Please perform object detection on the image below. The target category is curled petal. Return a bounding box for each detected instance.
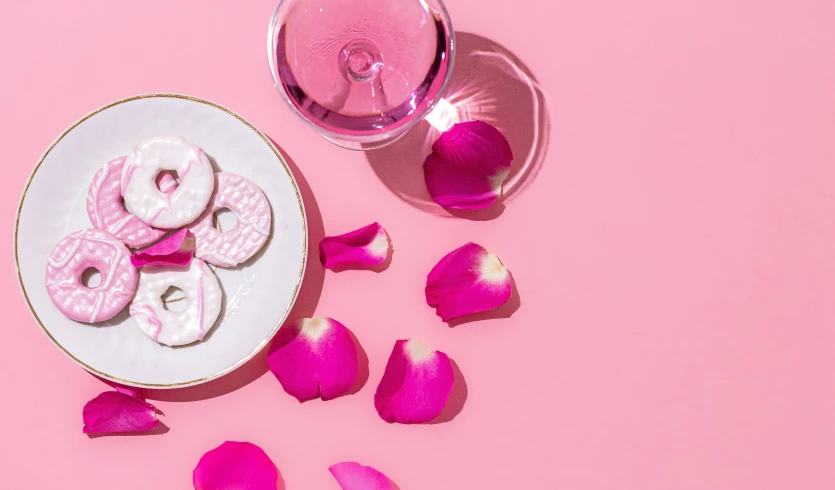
[425,242,512,322]
[130,229,195,267]
[268,317,358,402]
[319,223,389,269]
[329,462,393,490]
[82,391,161,434]
[193,441,279,490]
[374,339,454,424]
[424,121,513,210]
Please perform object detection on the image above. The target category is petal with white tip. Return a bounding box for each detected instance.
[425,242,512,322]
[268,317,359,402]
[374,338,454,424]
[319,223,390,269]
[423,121,513,210]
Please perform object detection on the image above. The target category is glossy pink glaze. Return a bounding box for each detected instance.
[44,228,137,323]
[86,157,167,249]
[188,172,271,267]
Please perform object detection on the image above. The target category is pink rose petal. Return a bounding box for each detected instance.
[425,242,512,322]
[424,120,513,210]
[82,391,162,434]
[268,317,359,402]
[319,222,390,269]
[329,462,393,490]
[130,229,195,267]
[193,441,279,490]
[374,338,454,424]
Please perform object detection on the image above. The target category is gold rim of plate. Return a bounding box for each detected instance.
[13,93,307,388]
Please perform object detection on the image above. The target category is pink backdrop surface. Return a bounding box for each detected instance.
[2,0,835,488]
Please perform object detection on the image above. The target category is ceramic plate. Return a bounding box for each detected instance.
[15,94,307,388]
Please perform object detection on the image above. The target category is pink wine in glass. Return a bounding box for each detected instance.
[268,0,454,149]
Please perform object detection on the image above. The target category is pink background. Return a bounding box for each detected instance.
[2,0,835,488]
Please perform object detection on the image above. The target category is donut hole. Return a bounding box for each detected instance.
[213,208,237,233]
[155,170,180,193]
[161,286,189,313]
[81,268,102,288]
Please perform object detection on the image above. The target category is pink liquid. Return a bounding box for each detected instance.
[274,0,452,137]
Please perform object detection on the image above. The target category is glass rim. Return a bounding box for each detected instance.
[267,0,456,149]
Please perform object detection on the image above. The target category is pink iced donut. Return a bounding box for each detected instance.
[188,172,272,267]
[45,228,137,323]
[86,156,175,248]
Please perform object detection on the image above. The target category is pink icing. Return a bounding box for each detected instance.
[45,229,137,323]
[155,172,178,193]
[121,160,141,195]
[179,159,196,182]
[147,207,165,226]
[86,157,167,248]
[130,304,163,342]
[197,275,204,340]
[188,172,272,267]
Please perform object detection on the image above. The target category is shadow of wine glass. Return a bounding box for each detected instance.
[136,143,326,402]
[365,32,550,219]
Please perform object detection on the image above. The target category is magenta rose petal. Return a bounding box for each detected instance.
[193,441,279,490]
[374,338,454,424]
[82,391,162,434]
[268,317,359,402]
[425,242,512,322]
[329,462,393,490]
[130,228,195,267]
[319,222,390,269]
[424,120,513,210]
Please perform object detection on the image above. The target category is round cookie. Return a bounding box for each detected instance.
[45,228,137,323]
[87,156,172,248]
[188,172,271,267]
[121,136,214,228]
[129,259,222,346]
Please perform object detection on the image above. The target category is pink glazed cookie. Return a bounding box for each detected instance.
[188,172,271,267]
[129,259,222,346]
[45,228,137,323]
[86,156,175,248]
[121,136,215,229]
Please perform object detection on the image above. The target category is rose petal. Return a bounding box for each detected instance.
[319,222,389,269]
[82,391,161,434]
[130,229,195,267]
[425,242,512,322]
[268,317,358,402]
[155,171,178,193]
[374,338,454,424]
[193,441,279,490]
[329,462,393,490]
[424,120,513,210]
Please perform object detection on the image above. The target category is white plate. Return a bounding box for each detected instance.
[15,94,307,388]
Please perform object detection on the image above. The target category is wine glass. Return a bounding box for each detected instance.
[268,0,455,150]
